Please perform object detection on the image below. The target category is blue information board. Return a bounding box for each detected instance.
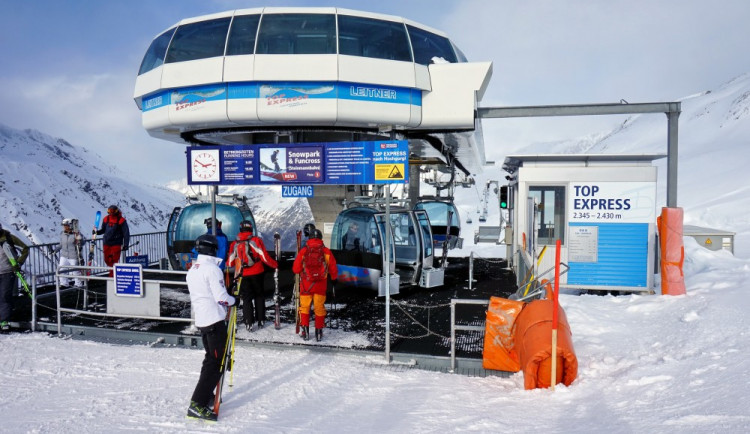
[282,185,314,197]
[114,263,144,297]
[125,255,149,267]
[187,140,408,186]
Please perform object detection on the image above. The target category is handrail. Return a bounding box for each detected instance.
[53,264,191,335]
[15,231,169,289]
[450,298,489,372]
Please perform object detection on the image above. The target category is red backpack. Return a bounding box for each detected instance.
[233,238,260,268]
[303,243,328,282]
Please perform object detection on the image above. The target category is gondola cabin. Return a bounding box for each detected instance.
[330,206,444,293]
[413,199,463,250]
[167,197,256,270]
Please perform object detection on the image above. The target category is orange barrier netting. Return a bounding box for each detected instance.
[482,297,524,372]
[483,297,578,389]
[658,207,686,295]
[514,299,577,390]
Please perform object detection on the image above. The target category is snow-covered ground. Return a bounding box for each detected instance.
[2,237,748,433]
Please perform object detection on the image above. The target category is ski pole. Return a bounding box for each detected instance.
[229,305,238,388]
[522,245,548,297]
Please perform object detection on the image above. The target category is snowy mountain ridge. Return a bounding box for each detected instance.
[0,123,185,243]
[502,72,750,257]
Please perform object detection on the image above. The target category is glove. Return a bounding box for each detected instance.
[92,229,97,235]
[121,245,128,253]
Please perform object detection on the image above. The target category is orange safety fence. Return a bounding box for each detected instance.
[482,297,524,372]
[514,299,577,390]
[657,207,686,295]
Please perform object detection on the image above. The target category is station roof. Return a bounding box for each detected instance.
[502,153,666,174]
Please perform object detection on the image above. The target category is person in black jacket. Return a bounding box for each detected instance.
[94,205,130,276]
[0,222,29,333]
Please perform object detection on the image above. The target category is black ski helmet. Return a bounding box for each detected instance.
[203,218,221,228]
[195,234,219,256]
[312,229,323,239]
[239,220,254,233]
[303,223,316,237]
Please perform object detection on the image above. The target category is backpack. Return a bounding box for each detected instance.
[233,238,260,268]
[303,243,328,282]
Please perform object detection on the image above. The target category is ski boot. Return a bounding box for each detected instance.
[300,326,310,341]
[187,401,217,421]
[0,321,9,333]
[315,328,323,342]
[257,321,264,329]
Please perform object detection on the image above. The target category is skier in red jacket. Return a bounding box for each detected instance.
[228,220,277,331]
[292,229,338,341]
[94,205,130,276]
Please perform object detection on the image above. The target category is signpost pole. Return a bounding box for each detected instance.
[385,185,391,364]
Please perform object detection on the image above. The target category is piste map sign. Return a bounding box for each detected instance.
[187,140,408,186]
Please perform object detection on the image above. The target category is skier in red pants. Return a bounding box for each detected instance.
[93,205,130,276]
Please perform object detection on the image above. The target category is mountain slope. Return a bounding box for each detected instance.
[508,73,750,257]
[0,124,184,243]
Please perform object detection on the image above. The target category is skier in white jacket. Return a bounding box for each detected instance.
[186,234,235,421]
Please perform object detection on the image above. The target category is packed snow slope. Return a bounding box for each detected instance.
[1,238,748,433]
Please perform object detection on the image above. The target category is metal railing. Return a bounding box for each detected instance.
[450,298,489,372]
[52,264,191,335]
[16,231,168,288]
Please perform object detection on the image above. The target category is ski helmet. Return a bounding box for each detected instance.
[303,223,316,237]
[107,205,119,215]
[239,220,254,233]
[312,229,323,239]
[195,234,219,256]
[62,218,72,226]
[203,217,221,228]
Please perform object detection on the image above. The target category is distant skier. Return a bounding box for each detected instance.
[292,229,338,341]
[93,205,130,276]
[203,218,228,270]
[228,220,277,331]
[0,222,29,333]
[186,234,235,421]
[56,218,86,287]
[302,223,316,240]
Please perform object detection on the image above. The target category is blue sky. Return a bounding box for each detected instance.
[2,0,750,184]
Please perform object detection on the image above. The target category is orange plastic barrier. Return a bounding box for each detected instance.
[482,297,524,372]
[514,299,578,390]
[657,207,686,295]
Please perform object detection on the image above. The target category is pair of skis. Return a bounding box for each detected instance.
[213,260,241,417]
[294,230,302,334]
[87,211,102,275]
[273,233,281,330]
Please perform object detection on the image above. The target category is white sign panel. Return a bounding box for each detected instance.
[568,182,656,224]
[569,226,599,262]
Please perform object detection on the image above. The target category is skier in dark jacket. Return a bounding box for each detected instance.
[227,220,277,331]
[0,222,29,333]
[94,205,130,275]
[204,218,228,270]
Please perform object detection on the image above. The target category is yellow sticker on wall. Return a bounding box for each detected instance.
[375,164,405,180]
